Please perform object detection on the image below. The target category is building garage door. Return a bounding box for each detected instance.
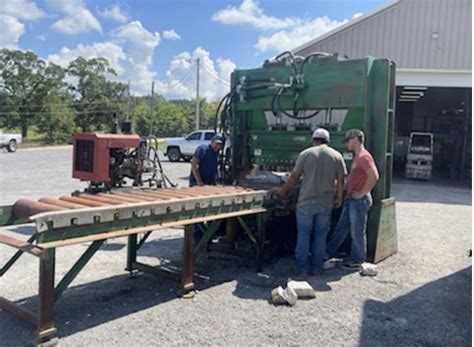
[394,86,471,181]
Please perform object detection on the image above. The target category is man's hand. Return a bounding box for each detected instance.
[275,188,286,200]
[197,181,205,187]
[334,196,342,208]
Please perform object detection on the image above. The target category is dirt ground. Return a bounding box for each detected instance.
[0,146,471,346]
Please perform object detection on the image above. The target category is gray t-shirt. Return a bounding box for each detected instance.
[294,144,347,207]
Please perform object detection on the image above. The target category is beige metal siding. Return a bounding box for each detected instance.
[296,0,471,70]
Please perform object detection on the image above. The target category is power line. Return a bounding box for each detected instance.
[0,99,126,110]
[200,62,231,86]
[0,109,123,116]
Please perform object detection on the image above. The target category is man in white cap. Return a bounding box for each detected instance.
[277,128,346,276]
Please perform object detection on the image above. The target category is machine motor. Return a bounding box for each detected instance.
[72,129,173,191]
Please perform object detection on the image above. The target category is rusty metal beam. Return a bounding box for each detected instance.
[39,198,85,209]
[0,297,37,326]
[111,191,158,201]
[60,196,108,207]
[0,234,43,256]
[79,194,123,205]
[97,193,142,203]
[126,191,173,200]
[13,199,65,219]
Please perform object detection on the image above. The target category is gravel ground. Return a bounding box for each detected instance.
[0,146,471,346]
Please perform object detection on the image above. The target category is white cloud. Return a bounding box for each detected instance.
[0,1,45,48]
[255,16,348,53]
[48,42,127,74]
[159,47,235,101]
[213,0,360,53]
[97,4,129,23]
[162,29,181,40]
[36,34,46,41]
[48,0,102,35]
[47,21,161,95]
[212,0,297,30]
[0,15,25,48]
[113,21,160,66]
[352,12,363,19]
[0,0,46,21]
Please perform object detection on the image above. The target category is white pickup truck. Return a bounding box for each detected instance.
[163,130,216,162]
[0,131,22,152]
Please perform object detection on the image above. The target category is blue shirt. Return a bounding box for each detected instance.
[189,144,218,186]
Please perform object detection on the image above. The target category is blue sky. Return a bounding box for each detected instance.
[1,0,387,99]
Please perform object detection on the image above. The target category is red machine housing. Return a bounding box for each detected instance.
[72,133,141,184]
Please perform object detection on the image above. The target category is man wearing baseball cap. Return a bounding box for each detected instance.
[277,128,346,276]
[189,135,224,187]
[326,128,379,270]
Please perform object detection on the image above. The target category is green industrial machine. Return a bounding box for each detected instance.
[217,52,397,263]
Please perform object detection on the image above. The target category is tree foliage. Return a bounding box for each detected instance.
[0,49,65,137]
[0,48,223,143]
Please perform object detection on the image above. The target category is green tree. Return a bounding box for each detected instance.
[130,97,151,136]
[67,57,127,131]
[154,101,189,137]
[36,94,76,144]
[0,49,66,138]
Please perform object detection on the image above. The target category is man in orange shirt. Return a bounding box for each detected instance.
[326,129,379,270]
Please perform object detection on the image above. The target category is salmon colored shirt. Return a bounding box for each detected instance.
[346,149,376,197]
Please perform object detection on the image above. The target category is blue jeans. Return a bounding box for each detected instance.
[295,203,332,272]
[326,194,373,263]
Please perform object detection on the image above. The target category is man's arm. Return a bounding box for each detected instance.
[334,171,344,208]
[352,161,379,199]
[334,156,347,208]
[191,157,204,186]
[276,170,302,199]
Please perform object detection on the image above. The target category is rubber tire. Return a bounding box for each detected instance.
[167,147,181,162]
[7,140,17,153]
[183,156,192,162]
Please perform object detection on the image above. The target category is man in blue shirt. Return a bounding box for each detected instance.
[189,135,224,187]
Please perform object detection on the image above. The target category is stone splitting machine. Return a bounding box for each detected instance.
[0,51,398,345]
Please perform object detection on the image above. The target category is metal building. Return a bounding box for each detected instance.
[295,0,472,181]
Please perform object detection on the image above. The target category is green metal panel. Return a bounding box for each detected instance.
[227,54,397,263]
[36,200,262,245]
[0,205,26,227]
[368,198,398,263]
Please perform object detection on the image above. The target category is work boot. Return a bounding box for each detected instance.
[290,266,306,279]
[308,269,323,277]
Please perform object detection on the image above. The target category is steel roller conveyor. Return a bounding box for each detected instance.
[0,185,268,345]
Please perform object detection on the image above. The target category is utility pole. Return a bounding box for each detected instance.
[126,80,131,121]
[195,58,200,130]
[150,81,155,136]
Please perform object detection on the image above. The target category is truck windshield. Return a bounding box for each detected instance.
[410,135,432,154]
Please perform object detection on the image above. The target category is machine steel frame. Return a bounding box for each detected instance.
[0,188,267,345]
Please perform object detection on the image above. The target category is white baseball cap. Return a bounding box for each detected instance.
[312,128,330,141]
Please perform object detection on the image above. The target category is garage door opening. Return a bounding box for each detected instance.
[393,86,471,182]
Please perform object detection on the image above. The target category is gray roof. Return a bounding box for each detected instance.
[294,0,472,71]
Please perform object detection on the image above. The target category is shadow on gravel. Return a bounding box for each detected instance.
[0,236,293,343]
[359,266,472,347]
[0,229,360,344]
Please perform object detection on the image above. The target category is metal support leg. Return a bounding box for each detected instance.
[193,220,223,258]
[54,240,104,302]
[0,233,37,277]
[178,225,195,298]
[35,249,57,346]
[126,234,137,276]
[255,214,265,272]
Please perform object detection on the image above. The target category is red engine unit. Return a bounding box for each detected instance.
[72,133,141,183]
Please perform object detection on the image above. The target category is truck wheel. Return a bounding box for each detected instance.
[7,140,17,152]
[183,156,192,162]
[168,147,181,162]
